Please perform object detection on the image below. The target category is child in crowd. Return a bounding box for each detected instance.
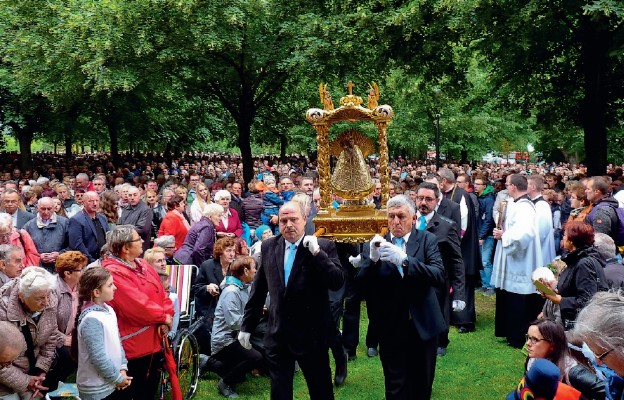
[249,224,273,256]
[73,267,132,400]
[158,271,180,337]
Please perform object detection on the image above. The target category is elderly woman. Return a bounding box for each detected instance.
[542,221,608,330]
[0,267,58,397]
[102,225,173,400]
[43,251,88,390]
[214,190,242,238]
[158,195,190,251]
[574,292,624,378]
[154,235,179,265]
[190,183,211,225]
[174,203,224,266]
[0,213,40,267]
[144,246,167,273]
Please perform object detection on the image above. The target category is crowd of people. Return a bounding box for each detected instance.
[0,150,624,400]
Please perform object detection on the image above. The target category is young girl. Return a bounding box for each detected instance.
[72,267,132,400]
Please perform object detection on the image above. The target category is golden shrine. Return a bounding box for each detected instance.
[307,81,394,243]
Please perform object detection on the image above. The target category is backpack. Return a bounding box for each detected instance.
[588,202,624,246]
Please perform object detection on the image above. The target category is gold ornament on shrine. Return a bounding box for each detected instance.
[307,81,394,243]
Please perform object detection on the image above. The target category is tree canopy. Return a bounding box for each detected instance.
[0,0,622,177]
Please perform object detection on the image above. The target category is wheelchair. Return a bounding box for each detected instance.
[160,264,202,400]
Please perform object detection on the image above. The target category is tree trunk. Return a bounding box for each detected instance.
[17,130,34,172]
[65,131,73,161]
[238,117,254,186]
[280,134,287,160]
[580,17,609,177]
[106,119,120,168]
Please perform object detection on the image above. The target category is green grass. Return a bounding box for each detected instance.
[194,293,525,399]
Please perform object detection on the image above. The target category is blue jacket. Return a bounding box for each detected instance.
[22,215,69,270]
[68,211,110,263]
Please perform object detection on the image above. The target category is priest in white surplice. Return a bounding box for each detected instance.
[491,174,544,348]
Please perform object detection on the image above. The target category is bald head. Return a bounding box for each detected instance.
[127,187,142,206]
[0,321,26,366]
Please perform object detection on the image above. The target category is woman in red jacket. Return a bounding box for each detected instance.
[157,195,190,250]
[103,225,174,400]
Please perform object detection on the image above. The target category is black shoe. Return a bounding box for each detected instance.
[217,379,240,398]
[437,347,447,357]
[458,326,475,334]
[367,347,378,357]
[334,352,348,387]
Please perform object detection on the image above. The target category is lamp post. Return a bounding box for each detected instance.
[435,113,441,168]
[433,88,442,168]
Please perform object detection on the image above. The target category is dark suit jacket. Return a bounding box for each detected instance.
[357,228,447,341]
[14,209,35,230]
[119,200,153,251]
[426,213,465,301]
[242,235,345,355]
[68,211,110,263]
[436,197,461,234]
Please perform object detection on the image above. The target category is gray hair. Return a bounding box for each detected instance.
[214,190,231,202]
[76,173,89,181]
[0,244,21,263]
[279,201,306,218]
[291,193,311,217]
[574,291,624,361]
[202,203,224,218]
[83,191,100,201]
[154,235,175,248]
[594,233,616,261]
[0,321,26,356]
[37,197,54,208]
[387,194,416,216]
[0,213,13,231]
[18,266,56,298]
[107,225,137,256]
[437,168,455,184]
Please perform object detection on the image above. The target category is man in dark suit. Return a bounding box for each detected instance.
[68,191,110,263]
[239,201,345,400]
[357,194,446,400]
[416,182,465,357]
[119,186,153,252]
[2,189,35,229]
[425,174,461,232]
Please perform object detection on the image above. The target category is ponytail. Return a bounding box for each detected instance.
[70,267,111,361]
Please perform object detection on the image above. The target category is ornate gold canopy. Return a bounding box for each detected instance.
[307,81,394,243]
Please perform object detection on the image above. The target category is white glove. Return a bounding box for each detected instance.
[238,331,252,350]
[452,300,466,312]
[303,235,320,255]
[379,241,408,267]
[348,255,362,268]
[369,235,385,262]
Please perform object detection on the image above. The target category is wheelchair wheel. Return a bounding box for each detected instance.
[172,329,200,400]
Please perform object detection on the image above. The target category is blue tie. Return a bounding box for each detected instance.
[284,243,297,286]
[392,237,405,277]
[418,216,427,231]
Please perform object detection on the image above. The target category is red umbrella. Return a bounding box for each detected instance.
[162,333,182,400]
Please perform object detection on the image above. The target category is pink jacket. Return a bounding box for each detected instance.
[0,278,59,396]
[9,229,40,267]
[103,257,174,360]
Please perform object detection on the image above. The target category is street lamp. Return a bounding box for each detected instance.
[433,88,442,168]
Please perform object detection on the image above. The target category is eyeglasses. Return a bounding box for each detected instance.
[128,237,143,243]
[416,196,437,202]
[525,334,550,344]
[595,348,614,361]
